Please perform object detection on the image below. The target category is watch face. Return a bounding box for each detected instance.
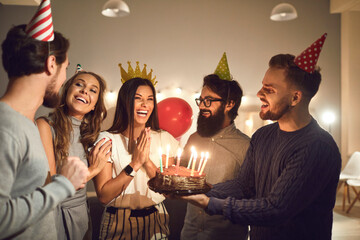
[125,165,134,177]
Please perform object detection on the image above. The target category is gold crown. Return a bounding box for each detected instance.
[118,61,157,86]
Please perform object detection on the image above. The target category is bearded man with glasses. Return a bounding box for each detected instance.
[180,72,250,240]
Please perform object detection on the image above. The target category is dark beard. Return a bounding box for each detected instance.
[197,104,225,137]
[43,91,60,108]
[43,77,60,108]
[259,98,291,121]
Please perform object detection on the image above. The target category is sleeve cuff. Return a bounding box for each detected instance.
[205,197,225,216]
[49,174,76,197]
[205,183,219,197]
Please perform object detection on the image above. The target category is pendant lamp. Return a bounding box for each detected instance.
[270,3,297,21]
[102,0,130,17]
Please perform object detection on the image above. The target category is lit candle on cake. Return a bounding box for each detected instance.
[199,152,209,175]
[197,152,204,172]
[191,151,198,176]
[176,148,182,175]
[165,144,170,168]
[187,146,195,168]
[158,147,163,173]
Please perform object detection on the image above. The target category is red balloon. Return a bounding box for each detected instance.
[157,97,193,138]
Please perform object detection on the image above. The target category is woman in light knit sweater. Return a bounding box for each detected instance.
[36,68,112,240]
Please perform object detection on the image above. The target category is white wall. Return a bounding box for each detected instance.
[0,0,341,146]
[341,11,360,162]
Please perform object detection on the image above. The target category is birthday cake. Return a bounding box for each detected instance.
[148,166,211,195]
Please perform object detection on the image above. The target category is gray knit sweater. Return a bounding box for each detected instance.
[0,102,75,239]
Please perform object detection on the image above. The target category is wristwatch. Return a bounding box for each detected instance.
[124,164,136,177]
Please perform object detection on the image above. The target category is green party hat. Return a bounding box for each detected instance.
[214,52,231,81]
[75,64,84,73]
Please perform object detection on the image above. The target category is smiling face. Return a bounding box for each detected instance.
[133,85,154,127]
[198,86,224,118]
[65,73,100,119]
[196,86,227,137]
[257,67,293,121]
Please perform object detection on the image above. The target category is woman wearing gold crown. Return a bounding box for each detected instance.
[94,61,179,240]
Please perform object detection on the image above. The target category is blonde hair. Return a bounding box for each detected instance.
[49,72,107,166]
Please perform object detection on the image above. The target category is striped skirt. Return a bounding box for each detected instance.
[99,202,169,240]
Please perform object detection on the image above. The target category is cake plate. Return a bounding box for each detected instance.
[148,178,212,196]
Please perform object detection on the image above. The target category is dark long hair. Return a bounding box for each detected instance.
[49,72,107,165]
[108,78,160,153]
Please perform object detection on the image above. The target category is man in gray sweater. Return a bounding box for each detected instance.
[0,22,89,239]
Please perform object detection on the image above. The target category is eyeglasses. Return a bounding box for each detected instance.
[195,97,223,107]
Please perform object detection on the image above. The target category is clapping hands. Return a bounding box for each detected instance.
[131,127,151,171]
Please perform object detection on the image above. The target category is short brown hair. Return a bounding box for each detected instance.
[269,54,321,99]
[2,24,69,78]
[203,74,243,121]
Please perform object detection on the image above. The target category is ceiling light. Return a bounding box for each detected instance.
[102,0,130,18]
[270,3,297,21]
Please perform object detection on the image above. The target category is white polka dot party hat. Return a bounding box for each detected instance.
[214,52,231,81]
[294,33,327,73]
[25,0,54,41]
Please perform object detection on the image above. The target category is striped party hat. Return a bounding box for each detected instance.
[294,33,327,73]
[25,0,54,41]
[76,64,84,73]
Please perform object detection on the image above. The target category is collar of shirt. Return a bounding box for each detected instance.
[208,123,237,141]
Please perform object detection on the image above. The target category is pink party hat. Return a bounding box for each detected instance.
[294,33,327,73]
[25,0,54,41]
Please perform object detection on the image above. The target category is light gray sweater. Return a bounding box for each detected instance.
[0,102,75,239]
